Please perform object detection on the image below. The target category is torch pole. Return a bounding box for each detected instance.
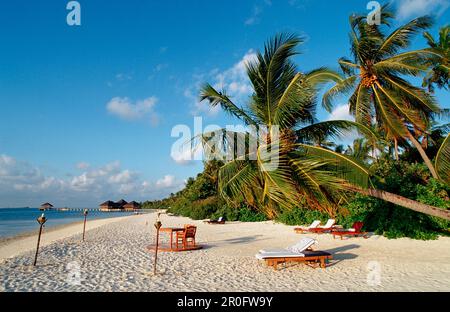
[82,209,88,242]
[33,214,47,266]
[153,213,162,275]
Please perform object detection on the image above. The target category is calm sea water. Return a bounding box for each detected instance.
[0,208,136,239]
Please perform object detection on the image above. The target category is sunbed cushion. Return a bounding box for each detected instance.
[258,237,316,254]
[319,219,335,228]
[288,237,316,253]
[302,250,332,257]
[255,251,305,260]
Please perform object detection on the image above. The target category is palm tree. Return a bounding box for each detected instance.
[422,25,449,92]
[199,34,450,220]
[327,5,443,179]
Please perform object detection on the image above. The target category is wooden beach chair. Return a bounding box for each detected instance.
[255,238,332,270]
[259,237,317,254]
[306,219,336,234]
[205,216,226,224]
[176,225,197,249]
[332,221,369,239]
[294,220,321,234]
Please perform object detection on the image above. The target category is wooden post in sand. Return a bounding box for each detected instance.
[82,209,88,242]
[153,213,162,275]
[33,213,47,266]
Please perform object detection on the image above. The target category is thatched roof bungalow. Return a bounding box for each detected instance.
[40,203,54,211]
[99,199,140,211]
[123,201,141,211]
[99,201,118,211]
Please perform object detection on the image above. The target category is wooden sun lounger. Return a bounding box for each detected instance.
[294,220,321,234]
[332,221,369,239]
[204,217,225,224]
[295,219,336,234]
[259,250,332,270]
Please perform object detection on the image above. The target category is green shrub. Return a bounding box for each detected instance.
[237,206,268,222]
[276,207,330,226]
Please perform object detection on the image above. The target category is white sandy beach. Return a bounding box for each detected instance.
[0,212,449,292]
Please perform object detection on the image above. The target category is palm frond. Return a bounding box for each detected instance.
[322,75,357,112]
[435,133,450,183]
[296,143,370,188]
[247,33,302,126]
[199,84,257,126]
[379,16,433,56]
[274,73,316,129]
[295,120,379,145]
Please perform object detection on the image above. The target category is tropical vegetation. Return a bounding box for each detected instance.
[143,6,450,239]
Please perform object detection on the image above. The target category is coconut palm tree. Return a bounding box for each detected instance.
[422,25,449,92]
[199,34,450,220]
[326,5,443,179]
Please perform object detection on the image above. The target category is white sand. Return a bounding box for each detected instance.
[1,212,449,292]
[0,216,132,260]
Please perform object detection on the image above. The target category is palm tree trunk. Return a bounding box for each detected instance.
[347,185,450,220]
[407,132,439,179]
[394,138,399,161]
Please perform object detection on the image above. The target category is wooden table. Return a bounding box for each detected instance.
[160,227,185,250]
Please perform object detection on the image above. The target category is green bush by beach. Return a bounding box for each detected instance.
[146,159,450,240]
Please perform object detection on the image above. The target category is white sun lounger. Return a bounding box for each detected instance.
[258,237,317,254]
[256,251,306,260]
[294,220,321,233]
[318,219,335,229]
[255,249,332,270]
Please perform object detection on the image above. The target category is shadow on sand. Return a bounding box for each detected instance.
[201,235,268,249]
[324,243,360,267]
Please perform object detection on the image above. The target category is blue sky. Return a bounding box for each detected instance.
[0,0,449,207]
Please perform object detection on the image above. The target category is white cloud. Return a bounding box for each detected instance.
[115,73,132,81]
[326,104,360,145]
[156,175,176,188]
[106,96,159,125]
[0,155,185,207]
[244,1,272,25]
[395,0,449,20]
[245,6,263,25]
[171,144,204,165]
[186,50,257,117]
[326,104,354,121]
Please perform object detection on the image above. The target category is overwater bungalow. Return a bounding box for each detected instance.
[99,199,141,212]
[40,203,54,211]
[123,201,141,211]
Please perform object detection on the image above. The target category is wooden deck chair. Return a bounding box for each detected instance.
[294,220,321,234]
[332,221,369,239]
[176,225,197,249]
[306,219,336,234]
[256,250,332,270]
[205,216,225,224]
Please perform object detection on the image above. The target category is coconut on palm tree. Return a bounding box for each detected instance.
[199,33,450,220]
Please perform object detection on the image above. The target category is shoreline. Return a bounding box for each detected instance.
[0,214,138,261]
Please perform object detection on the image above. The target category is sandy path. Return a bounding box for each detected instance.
[1,212,449,292]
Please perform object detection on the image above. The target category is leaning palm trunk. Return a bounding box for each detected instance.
[347,185,450,220]
[407,131,439,179]
[394,138,399,161]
